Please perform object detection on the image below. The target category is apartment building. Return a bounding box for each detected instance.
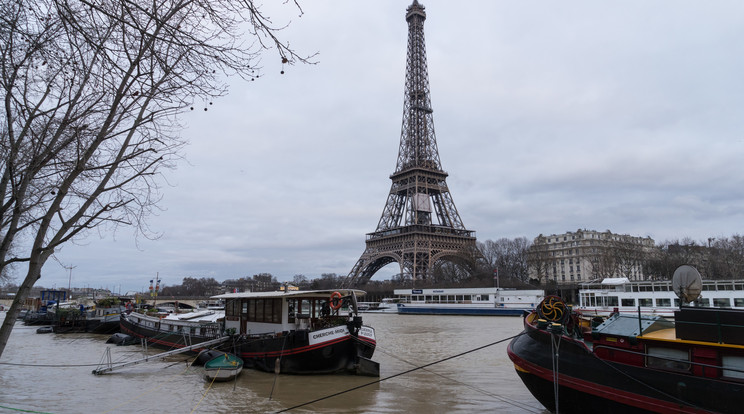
[528,229,656,285]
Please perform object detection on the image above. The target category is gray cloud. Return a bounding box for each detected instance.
[24,1,744,292]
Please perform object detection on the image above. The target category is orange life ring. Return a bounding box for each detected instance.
[330,291,343,310]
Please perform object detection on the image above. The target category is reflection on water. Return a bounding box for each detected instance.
[0,312,547,413]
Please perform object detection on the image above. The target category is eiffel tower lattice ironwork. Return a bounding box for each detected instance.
[345,0,477,287]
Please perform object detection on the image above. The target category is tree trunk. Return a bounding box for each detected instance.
[0,252,50,357]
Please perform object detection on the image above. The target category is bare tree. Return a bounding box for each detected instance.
[526,235,553,285]
[477,237,531,284]
[0,0,313,357]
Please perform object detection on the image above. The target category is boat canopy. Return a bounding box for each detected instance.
[593,313,674,337]
[599,277,630,285]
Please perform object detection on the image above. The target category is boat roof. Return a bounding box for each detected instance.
[211,289,366,300]
[600,277,631,285]
[593,313,674,337]
[162,310,224,323]
[393,287,544,295]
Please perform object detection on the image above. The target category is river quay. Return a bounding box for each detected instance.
[0,312,546,413]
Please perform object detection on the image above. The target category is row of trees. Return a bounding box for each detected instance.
[646,236,744,281]
[130,234,744,300]
[417,234,744,288]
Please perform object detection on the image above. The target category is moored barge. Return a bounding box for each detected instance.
[120,289,378,376]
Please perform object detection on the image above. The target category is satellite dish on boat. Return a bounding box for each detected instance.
[672,265,703,304]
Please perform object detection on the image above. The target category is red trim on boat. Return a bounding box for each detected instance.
[507,343,716,414]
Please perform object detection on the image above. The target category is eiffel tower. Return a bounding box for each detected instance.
[345,0,477,287]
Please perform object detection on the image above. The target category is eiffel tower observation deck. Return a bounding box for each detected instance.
[345,1,477,287]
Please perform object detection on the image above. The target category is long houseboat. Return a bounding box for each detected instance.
[119,289,378,376]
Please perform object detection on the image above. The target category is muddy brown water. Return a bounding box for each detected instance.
[0,312,548,413]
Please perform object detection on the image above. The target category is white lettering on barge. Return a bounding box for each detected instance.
[308,326,349,345]
[358,326,375,341]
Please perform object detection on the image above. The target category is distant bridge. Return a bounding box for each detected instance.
[141,297,211,309]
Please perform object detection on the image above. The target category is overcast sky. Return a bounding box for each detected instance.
[23,1,744,293]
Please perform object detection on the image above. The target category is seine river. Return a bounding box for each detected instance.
[0,312,548,413]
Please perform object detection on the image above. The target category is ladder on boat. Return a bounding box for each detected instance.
[92,336,231,375]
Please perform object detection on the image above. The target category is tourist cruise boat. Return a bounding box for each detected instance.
[578,276,744,317]
[508,265,744,413]
[119,289,378,376]
[393,287,544,316]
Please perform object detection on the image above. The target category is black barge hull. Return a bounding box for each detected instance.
[120,314,377,375]
[507,324,744,413]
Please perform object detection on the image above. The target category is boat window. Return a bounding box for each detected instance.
[722,355,744,380]
[605,297,618,307]
[621,298,635,307]
[638,298,653,307]
[300,299,311,315]
[698,298,711,306]
[656,299,671,307]
[243,298,283,323]
[255,299,265,321]
[734,298,744,307]
[225,300,237,316]
[287,299,296,323]
[247,299,255,319]
[674,299,680,307]
[646,347,690,372]
[272,299,282,323]
[464,295,471,301]
[714,298,731,307]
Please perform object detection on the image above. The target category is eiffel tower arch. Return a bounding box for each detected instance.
[345,1,478,288]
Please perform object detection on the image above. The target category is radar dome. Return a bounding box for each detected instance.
[672,265,703,304]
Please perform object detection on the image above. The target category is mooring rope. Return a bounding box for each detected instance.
[269,333,290,400]
[191,367,220,413]
[588,347,708,411]
[275,332,525,413]
[371,337,541,413]
[0,405,53,414]
[549,331,562,414]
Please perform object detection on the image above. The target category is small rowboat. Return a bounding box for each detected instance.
[204,353,243,382]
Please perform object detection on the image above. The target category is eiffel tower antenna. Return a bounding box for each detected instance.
[345,1,477,287]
